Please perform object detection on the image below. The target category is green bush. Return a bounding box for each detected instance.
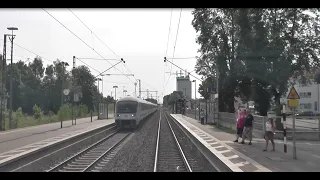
[77,104,88,117]
[58,104,72,121]
[33,104,42,120]
[15,107,24,122]
[48,111,56,122]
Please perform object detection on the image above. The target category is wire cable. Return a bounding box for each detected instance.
[68,8,120,59]
[43,9,133,84]
[63,8,135,84]
[76,57,101,74]
[162,8,182,96]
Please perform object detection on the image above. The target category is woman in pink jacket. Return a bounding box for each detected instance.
[234,110,246,143]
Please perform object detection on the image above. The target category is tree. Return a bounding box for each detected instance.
[198,76,216,100]
[192,8,320,119]
[71,65,99,112]
[168,91,183,106]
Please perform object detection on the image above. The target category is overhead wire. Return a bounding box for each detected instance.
[76,58,119,61]
[0,39,54,63]
[68,8,120,58]
[42,8,135,85]
[162,8,182,97]
[162,9,173,99]
[67,8,136,84]
[76,57,101,75]
[68,8,160,93]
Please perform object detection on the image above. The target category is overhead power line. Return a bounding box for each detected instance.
[163,9,173,96]
[68,10,157,91]
[0,39,54,63]
[68,8,121,59]
[77,58,119,61]
[76,58,101,74]
[42,9,135,84]
[163,8,182,96]
[67,8,136,84]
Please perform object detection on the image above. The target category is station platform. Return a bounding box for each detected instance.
[171,114,320,172]
[0,116,115,167]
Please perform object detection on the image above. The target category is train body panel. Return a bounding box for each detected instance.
[115,96,157,129]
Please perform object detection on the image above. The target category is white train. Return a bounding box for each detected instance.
[115,96,158,129]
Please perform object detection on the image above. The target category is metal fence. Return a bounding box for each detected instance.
[184,99,320,140]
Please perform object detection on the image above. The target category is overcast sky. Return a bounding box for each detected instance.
[0,8,203,103]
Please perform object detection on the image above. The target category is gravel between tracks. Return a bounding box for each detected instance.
[166,113,218,172]
[101,111,159,172]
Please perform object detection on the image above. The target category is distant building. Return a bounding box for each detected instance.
[176,74,192,108]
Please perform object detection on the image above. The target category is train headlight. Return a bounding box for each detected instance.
[131,114,135,117]
[117,114,120,117]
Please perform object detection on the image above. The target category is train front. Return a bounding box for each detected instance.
[115,98,138,129]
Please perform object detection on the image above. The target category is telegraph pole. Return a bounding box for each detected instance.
[134,82,137,97]
[72,56,75,125]
[96,78,101,119]
[138,79,141,98]
[192,80,196,119]
[8,27,18,129]
[0,35,7,131]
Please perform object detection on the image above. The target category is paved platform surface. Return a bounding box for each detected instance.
[0,117,115,166]
[0,116,113,154]
[176,114,320,172]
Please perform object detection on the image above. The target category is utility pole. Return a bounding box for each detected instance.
[138,79,141,98]
[0,35,7,131]
[96,77,102,119]
[7,27,18,130]
[134,82,137,97]
[216,62,220,127]
[147,89,149,99]
[192,80,196,119]
[72,56,75,125]
[102,75,104,98]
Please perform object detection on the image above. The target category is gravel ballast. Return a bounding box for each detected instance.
[102,111,160,172]
[166,113,218,172]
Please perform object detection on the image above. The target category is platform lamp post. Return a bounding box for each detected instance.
[192,80,196,119]
[113,85,118,116]
[96,78,102,119]
[7,27,18,130]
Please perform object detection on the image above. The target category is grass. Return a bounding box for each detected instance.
[2,111,99,130]
[0,104,114,131]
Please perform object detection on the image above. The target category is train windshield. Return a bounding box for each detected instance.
[116,101,138,113]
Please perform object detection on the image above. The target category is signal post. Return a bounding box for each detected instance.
[287,86,300,159]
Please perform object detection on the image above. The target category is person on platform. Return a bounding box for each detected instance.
[234,110,245,143]
[263,118,276,151]
[200,109,205,124]
[241,110,253,145]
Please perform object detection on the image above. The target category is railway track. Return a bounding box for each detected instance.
[46,130,131,172]
[153,111,192,172]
